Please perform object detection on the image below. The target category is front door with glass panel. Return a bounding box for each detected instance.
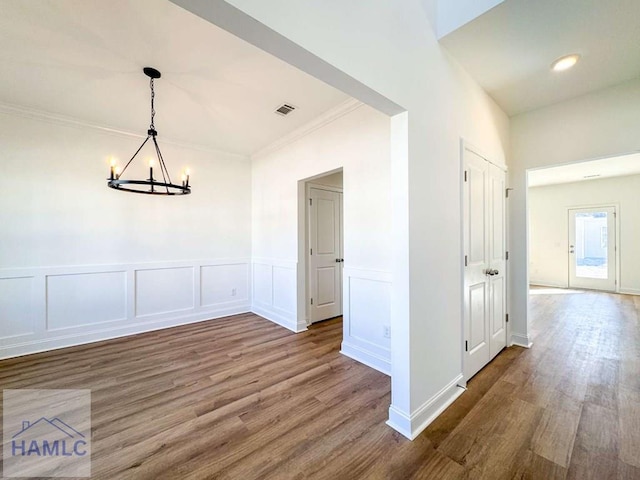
[568,207,616,291]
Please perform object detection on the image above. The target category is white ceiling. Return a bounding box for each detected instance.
[528,152,640,187]
[0,0,349,155]
[440,0,640,116]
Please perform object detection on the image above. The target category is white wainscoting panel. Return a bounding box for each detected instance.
[0,259,250,359]
[0,276,36,338]
[135,267,195,317]
[47,271,127,330]
[252,263,273,306]
[251,258,302,332]
[341,267,392,375]
[273,266,296,314]
[201,263,249,306]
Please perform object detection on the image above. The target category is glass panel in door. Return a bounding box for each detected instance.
[568,207,616,291]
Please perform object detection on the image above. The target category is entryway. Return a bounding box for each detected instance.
[526,153,638,296]
[306,171,344,324]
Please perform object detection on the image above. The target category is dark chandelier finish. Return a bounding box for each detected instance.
[107,67,191,195]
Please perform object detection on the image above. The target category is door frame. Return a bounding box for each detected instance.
[296,168,344,328]
[306,182,344,325]
[566,203,620,292]
[459,139,509,385]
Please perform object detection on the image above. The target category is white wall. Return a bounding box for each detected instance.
[251,104,393,373]
[529,175,640,294]
[510,78,640,346]
[172,0,510,439]
[0,107,252,358]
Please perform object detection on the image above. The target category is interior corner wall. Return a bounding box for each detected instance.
[510,78,640,346]
[0,110,252,358]
[436,0,505,38]
[180,0,510,439]
[250,104,393,374]
[529,175,640,294]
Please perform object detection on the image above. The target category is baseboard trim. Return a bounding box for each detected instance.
[511,333,533,348]
[529,282,568,288]
[296,317,309,332]
[0,305,250,360]
[251,305,305,333]
[386,374,465,440]
[340,341,391,376]
[619,288,640,296]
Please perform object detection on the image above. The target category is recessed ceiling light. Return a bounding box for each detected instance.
[551,54,581,72]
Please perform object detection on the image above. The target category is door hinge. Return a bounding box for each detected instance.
[506,313,509,323]
[505,251,509,260]
[464,170,468,182]
[310,298,313,305]
[506,187,513,198]
[310,248,313,255]
[309,198,312,206]
[464,255,468,267]
[465,340,468,352]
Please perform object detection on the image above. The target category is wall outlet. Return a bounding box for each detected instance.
[231,288,237,296]
[383,325,391,339]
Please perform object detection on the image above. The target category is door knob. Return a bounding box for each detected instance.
[485,269,499,276]
[336,259,341,263]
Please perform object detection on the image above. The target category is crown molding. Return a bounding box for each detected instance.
[0,102,248,159]
[252,98,364,159]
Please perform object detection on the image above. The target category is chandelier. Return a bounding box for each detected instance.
[107,67,191,195]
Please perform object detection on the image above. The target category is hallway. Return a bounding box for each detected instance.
[423,288,640,479]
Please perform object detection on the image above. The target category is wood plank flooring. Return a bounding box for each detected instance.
[1,288,638,479]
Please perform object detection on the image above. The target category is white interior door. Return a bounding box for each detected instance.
[488,163,507,358]
[309,187,343,323]
[463,148,507,381]
[568,207,616,292]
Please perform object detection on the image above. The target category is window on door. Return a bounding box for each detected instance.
[573,212,609,280]
[568,206,616,291]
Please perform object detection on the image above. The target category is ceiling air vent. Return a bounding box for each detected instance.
[275,103,296,116]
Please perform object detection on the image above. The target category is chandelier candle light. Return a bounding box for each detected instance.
[107,67,191,195]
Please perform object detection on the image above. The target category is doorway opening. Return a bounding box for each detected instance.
[301,169,344,325]
[526,153,637,295]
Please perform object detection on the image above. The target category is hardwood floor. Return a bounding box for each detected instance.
[1,289,638,479]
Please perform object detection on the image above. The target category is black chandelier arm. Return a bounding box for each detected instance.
[118,135,151,177]
[152,137,172,194]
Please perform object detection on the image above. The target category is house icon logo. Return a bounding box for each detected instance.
[3,389,91,478]
[11,417,88,457]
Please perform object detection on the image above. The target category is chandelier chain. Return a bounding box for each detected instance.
[150,77,156,130]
